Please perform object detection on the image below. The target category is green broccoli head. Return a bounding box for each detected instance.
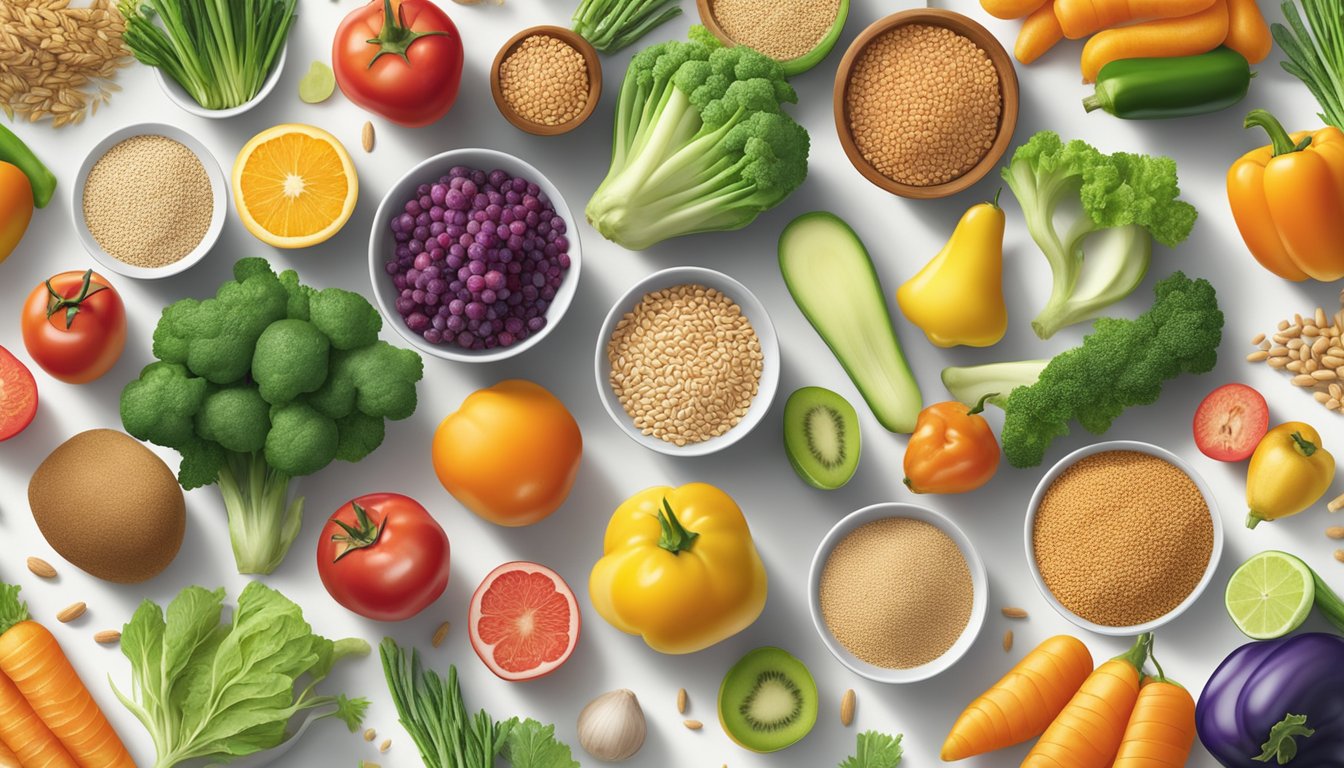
[279,269,312,321]
[120,361,207,449]
[252,319,330,405]
[1000,272,1223,468]
[265,402,338,477]
[335,411,386,463]
[309,287,381,350]
[196,385,270,454]
[308,342,424,421]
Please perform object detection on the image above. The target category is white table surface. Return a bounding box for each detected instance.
[1,1,1341,766]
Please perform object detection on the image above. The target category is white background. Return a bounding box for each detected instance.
[1,1,1341,766]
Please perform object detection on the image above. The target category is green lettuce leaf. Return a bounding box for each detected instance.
[503,718,581,768]
[839,731,904,768]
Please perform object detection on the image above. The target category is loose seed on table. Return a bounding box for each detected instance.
[94,630,121,645]
[1251,333,1266,345]
[1246,350,1269,362]
[1287,361,1304,373]
[1336,550,1344,564]
[57,602,86,623]
[1001,607,1029,619]
[362,121,375,152]
[1315,392,1331,404]
[1293,374,1317,387]
[26,557,57,579]
[1329,493,1344,513]
[840,689,856,727]
[379,739,391,753]
[677,688,688,714]
[431,621,451,648]
[1003,630,1013,652]
[1326,526,1344,539]
[684,720,703,731]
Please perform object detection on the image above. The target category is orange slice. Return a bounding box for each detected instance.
[232,124,357,249]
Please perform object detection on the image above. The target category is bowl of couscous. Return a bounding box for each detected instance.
[1025,440,1224,636]
[833,9,1019,199]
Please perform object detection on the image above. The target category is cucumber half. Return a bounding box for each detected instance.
[778,212,922,433]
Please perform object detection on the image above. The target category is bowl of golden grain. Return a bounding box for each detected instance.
[833,9,1018,199]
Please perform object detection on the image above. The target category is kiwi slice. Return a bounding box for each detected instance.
[718,647,818,753]
[783,386,860,490]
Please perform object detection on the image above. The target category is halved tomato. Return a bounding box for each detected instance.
[468,561,579,682]
[0,345,37,440]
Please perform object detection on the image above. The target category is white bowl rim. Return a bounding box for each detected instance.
[154,41,288,119]
[1023,439,1225,636]
[592,265,781,457]
[367,147,582,364]
[72,123,228,280]
[807,502,989,684]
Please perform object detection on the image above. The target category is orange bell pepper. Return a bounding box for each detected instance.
[903,395,1000,494]
[1228,109,1344,282]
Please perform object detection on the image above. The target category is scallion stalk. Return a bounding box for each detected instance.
[572,0,682,54]
[1273,0,1344,129]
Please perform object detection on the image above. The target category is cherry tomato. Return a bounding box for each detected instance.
[0,345,37,440]
[21,269,126,384]
[317,493,450,622]
[432,380,582,527]
[333,0,464,127]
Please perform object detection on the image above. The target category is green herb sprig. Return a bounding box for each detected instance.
[572,0,682,53]
[1273,0,1344,128]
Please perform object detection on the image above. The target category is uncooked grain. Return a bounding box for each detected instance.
[839,689,856,726]
[819,518,973,669]
[1251,290,1344,415]
[0,0,131,126]
[499,34,589,126]
[845,24,1001,186]
[1033,451,1213,627]
[26,556,57,579]
[676,688,687,714]
[94,630,121,645]
[1002,629,1013,652]
[83,135,213,269]
[608,284,763,447]
[431,621,451,648]
[710,0,840,61]
[683,720,703,731]
[57,602,86,623]
[1001,607,1028,619]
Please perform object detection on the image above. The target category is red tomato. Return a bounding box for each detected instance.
[21,270,126,384]
[317,493,450,621]
[0,345,37,441]
[333,0,464,127]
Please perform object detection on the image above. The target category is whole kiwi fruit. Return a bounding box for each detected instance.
[28,429,185,583]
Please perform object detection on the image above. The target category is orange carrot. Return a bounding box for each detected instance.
[0,737,18,768]
[1023,633,1151,768]
[1224,0,1272,64]
[0,585,135,768]
[941,635,1094,761]
[0,669,78,768]
[1055,0,1217,39]
[1017,2,1066,64]
[1112,645,1196,768]
[1080,0,1230,81]
[982,0,1048,20]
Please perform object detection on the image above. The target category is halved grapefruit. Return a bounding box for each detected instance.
[468,561,580,681]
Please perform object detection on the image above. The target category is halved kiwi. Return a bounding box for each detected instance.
[718,647,818,753]
[783,386,860,490]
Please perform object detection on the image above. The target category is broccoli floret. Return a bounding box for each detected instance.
[252,319,330,405]
[309,287,381,350]
[995,272,1223,468]
[585,26,809,251]
[120,258,424,575]
[1002,131,1198,339]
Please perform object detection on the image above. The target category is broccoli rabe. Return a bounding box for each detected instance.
[941,272,1223,468]
[121,258,423,574]
[1003,131,1198,339]
[585,26,810,250]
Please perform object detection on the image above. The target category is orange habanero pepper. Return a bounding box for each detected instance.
[1228,109,1344,282]
[903,395,1000,494]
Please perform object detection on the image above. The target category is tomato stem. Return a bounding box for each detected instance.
[656,498,699,555]
[366,0,449,69]
[45,269,106,330]
[329,501,385,562]
[968,393,998,416]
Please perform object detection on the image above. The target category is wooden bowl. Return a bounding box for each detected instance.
[491,26,602,137]
[696,0,849,76]
[833,9,1019,200]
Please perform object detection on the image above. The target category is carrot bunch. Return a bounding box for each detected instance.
[0,584,134,768]
[981,0,1271,80]
[942,633,1197,767]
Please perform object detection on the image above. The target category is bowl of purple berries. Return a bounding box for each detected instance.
[369,148,580,362]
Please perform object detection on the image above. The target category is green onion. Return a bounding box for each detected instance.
[572,0,682,54]
[1273,0,1344,128]
[118,0,297,110]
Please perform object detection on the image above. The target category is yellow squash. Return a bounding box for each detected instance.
[897,192,1007,347]
[1246,422,1335,528]
[589,483,767,655]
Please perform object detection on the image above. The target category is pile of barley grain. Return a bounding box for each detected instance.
[1247,291,1344,414]
[0,0,131,127]
[710,0,841,62]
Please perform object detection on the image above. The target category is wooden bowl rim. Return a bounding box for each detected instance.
[490,25,603,137]
[831,8,1020,200]
[694,0,850,72]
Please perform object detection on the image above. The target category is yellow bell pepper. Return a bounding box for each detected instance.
[896,192,1007,348]
[589,483,767,655]
[1246,422,1335,529]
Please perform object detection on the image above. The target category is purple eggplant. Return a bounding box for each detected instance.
[1196,633,1344,766]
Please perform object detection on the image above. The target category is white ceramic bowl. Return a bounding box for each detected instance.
[1024,440,1224,636]
[368,148,581,364]
[808,502,988,684]
[72,123,227,280]
[154,43,288,119]
[594,267,780,457]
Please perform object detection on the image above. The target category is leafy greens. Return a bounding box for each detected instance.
[839,731,904,768]
[113,582,369,768]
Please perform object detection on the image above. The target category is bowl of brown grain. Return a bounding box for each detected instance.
[833,9,1019,199]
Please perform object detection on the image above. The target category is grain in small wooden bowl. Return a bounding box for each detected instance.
[490,26,602,137]
[833,9,1019,200]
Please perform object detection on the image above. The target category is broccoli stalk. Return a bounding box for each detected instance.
[1002,131,1198,339]
[585,26,810,251]
[941,360,1050,410]
[121,259,423,575]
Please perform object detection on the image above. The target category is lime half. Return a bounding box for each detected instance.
[1225,551,1316,639]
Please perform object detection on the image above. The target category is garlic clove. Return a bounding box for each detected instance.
[578,688,646,762]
